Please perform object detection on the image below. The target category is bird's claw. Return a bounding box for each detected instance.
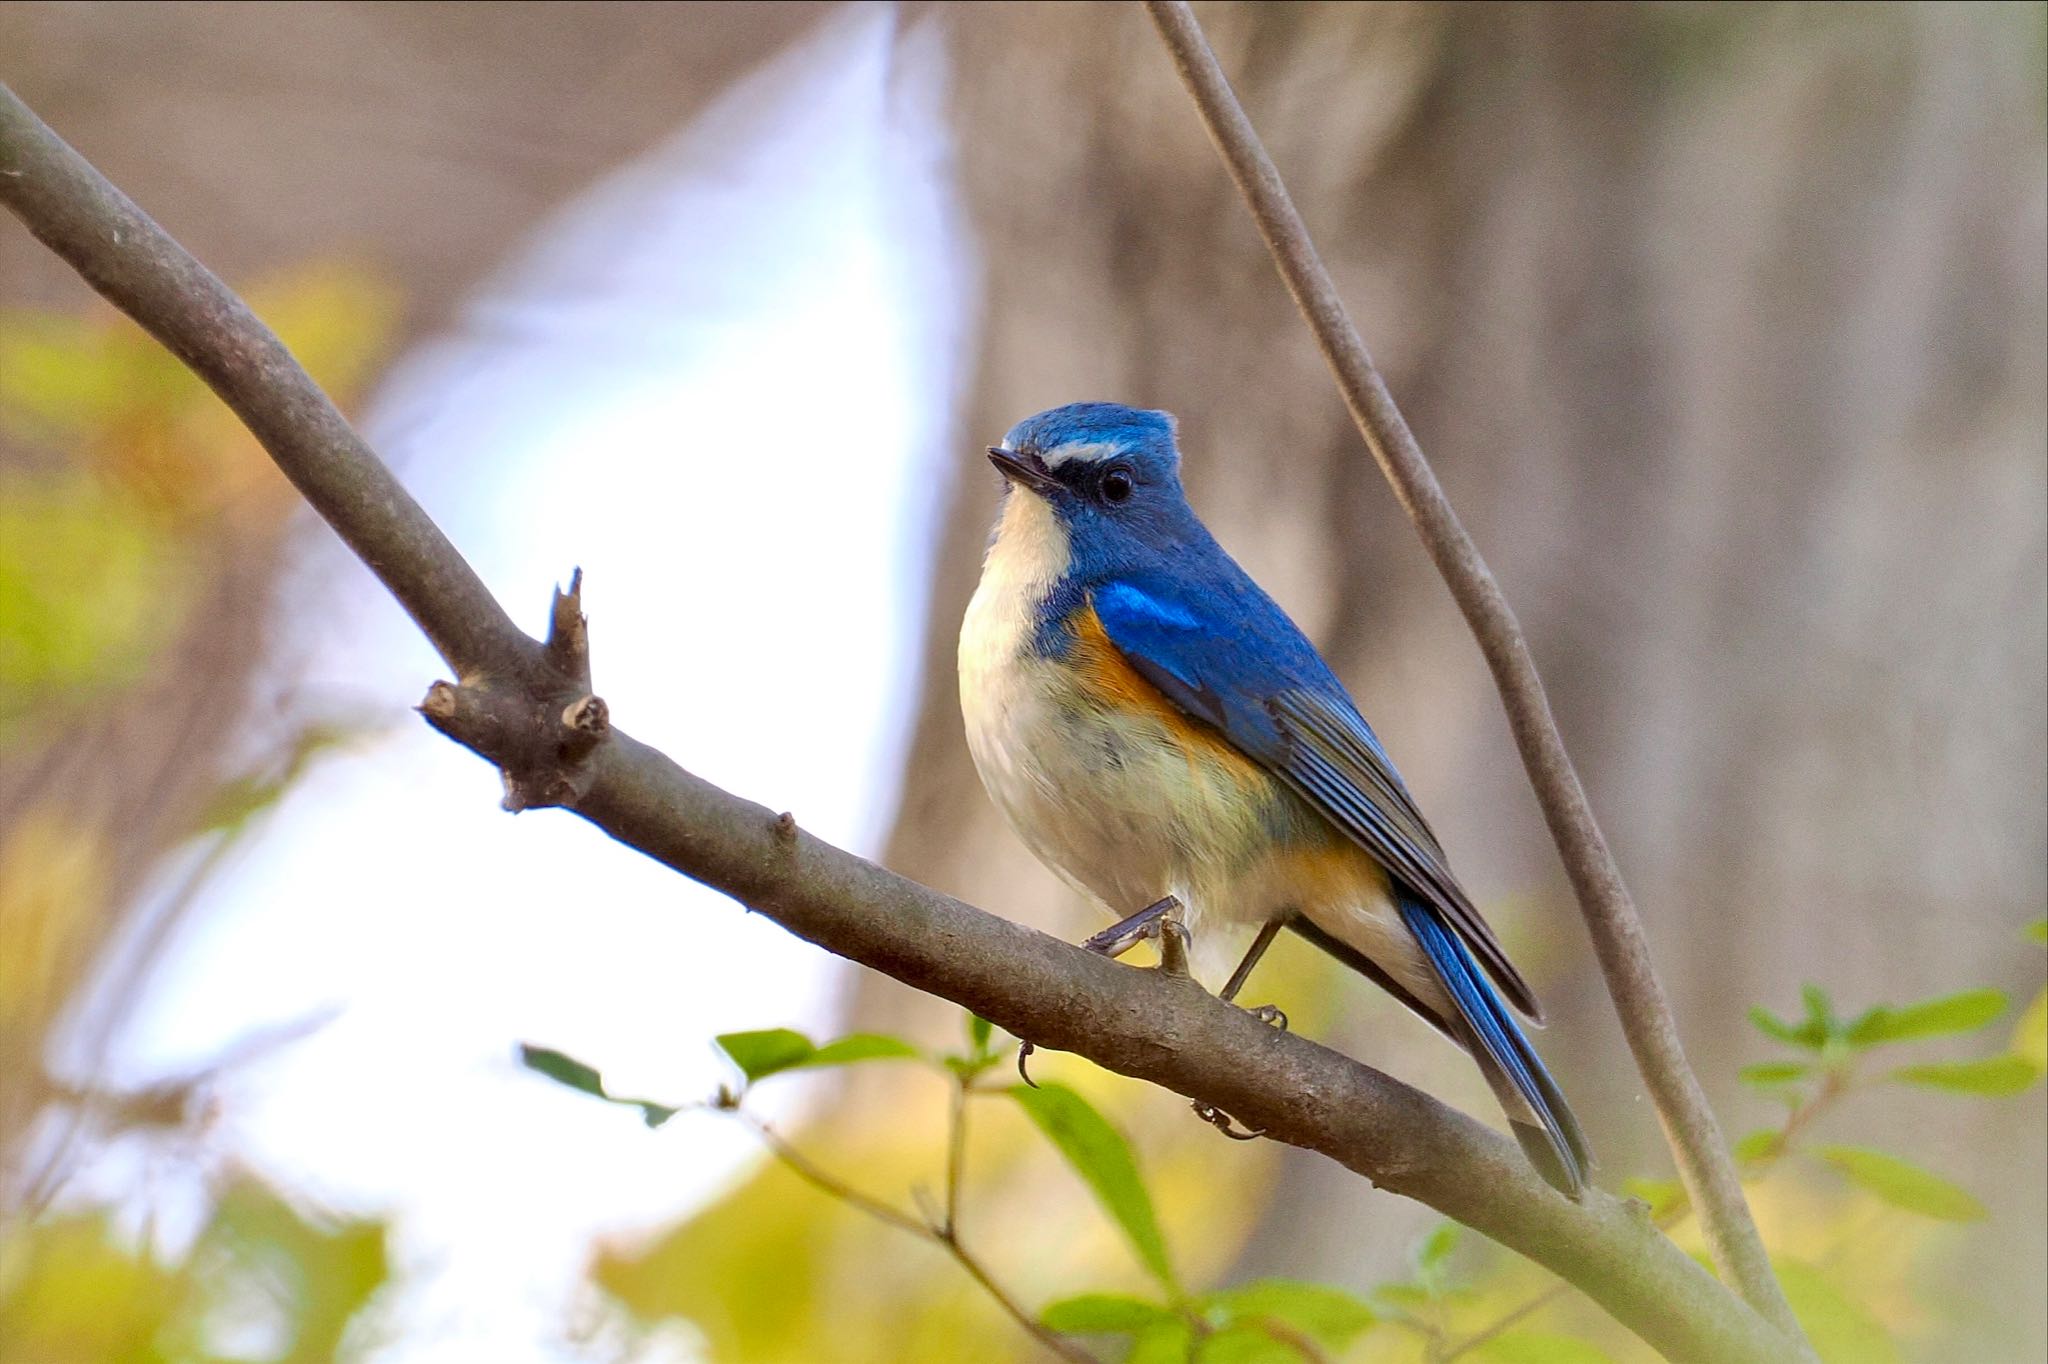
[1016,1039,1040,1088]
[1241,1003,1288,1031]
[1191,1100,1266,1140]
[1156,908,1193,979]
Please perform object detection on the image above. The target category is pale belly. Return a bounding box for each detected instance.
[962,645,1280,920]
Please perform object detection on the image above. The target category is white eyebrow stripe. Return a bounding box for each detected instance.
[1040,441,1123,469]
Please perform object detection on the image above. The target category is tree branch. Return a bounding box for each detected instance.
[0,80,1789,1363]
[1139,2,1807,1350]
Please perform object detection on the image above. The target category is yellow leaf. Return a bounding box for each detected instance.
[0,474,190,731]
[2013,986,2047,1072]
[0,810,108,1033]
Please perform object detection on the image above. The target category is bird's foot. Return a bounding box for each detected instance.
[1078,895,1192,979]
[1190,1101,1267,1141]
[1019,896,1192,1087]
[1239,1002,1288,1031]
[1185,1003,1283,1139]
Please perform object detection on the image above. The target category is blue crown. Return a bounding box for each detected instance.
[1002,402,1178,461]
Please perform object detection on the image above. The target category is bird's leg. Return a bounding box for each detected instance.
[1191,916,1293,1140]
[1020,896,1189,1086]
[1217,916,1290,1031]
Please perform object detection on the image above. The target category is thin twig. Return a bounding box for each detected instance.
[1138,3,1807,1351]
[0,78,1794,1364]
[944,1237,1086,1363]
[1438,1284,1566,1363]
[731,1110,1093,1362]
[945,1076,968,1236]
[1247,1316,1332,1364]
[732,1110,929,1237]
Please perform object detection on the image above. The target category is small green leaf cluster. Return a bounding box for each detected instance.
[1022,1080,1378,1361]
[520,1014,1380,1361]
[0,1174,390,1362]
[518,1025,923,1128]
[1734,937,2044,1226]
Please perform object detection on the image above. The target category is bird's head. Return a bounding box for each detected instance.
[986,403,1194,559]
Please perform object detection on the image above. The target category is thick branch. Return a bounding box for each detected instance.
[0,79,1789,1363]
[1140,1,1805,1348]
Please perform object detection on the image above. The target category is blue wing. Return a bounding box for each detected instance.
[1089,570,1541,1020]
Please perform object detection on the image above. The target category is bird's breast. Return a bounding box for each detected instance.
[960,529,1315,922]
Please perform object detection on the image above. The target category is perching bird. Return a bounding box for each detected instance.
[958,401,1591,1197]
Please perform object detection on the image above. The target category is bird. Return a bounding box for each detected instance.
[957,401,1591,1197]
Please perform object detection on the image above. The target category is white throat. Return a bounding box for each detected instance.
[959,490,1069,694]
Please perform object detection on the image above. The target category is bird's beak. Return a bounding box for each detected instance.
[987,446,1058,496]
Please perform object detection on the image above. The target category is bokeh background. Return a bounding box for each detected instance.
[1,3,2042,1362]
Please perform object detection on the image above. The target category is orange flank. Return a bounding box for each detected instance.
[1064,599,1264,776]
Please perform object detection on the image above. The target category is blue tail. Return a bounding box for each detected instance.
[1399,896,1591,1197]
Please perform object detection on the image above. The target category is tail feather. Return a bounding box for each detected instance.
[1398,897,1592,1198]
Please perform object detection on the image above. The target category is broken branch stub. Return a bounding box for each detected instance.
[418,571,610,811]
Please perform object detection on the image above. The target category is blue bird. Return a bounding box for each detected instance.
[959,402,1591,1197]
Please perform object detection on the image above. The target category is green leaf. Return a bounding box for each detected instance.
[1201,1280,1375,1345]
[1775,1259,1902,1364]
[1747,1004,1823,1050]
[1622,1177,1687,1219]
[797,1034,921,1069]
[967,1011,994,1053]
[1195,1322,1306,1363]
[1814,1145,1986,1221]
[0,313,141,440]
[1040,1293,1173,1335]
[1746,1004,1798,1044]
[714,1028,817,1082]
[711,1030,918,1083]
[1801,984,1836,1033]
[193,723,359,837]
[1889,1056,2039,1096]
[1414,1221,1460,1273]
[1476,1331,1615,1364]
[200,1175,391,1364]
[1733,1129,1781,1163]
[518,1044,679,1128]
[1738,1061,1812,1089]
[1010,1083,1176,1291]
[1129,1318,1197,1364]
[1843,989,2006,1047]
[520,1043,607,1097]
[0,474,188,731]
[2025,918,2046,946]
[1371,1283,1434,1311]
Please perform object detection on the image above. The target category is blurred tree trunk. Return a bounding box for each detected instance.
[879,0,2044,1334]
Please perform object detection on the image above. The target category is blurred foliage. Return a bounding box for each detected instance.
[0,1173,388,1364]
[0,266,396,1362]
[0,266,397,737]
[527,934,2045,1363]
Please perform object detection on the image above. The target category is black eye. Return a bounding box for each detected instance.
[1100,467,1135,504]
